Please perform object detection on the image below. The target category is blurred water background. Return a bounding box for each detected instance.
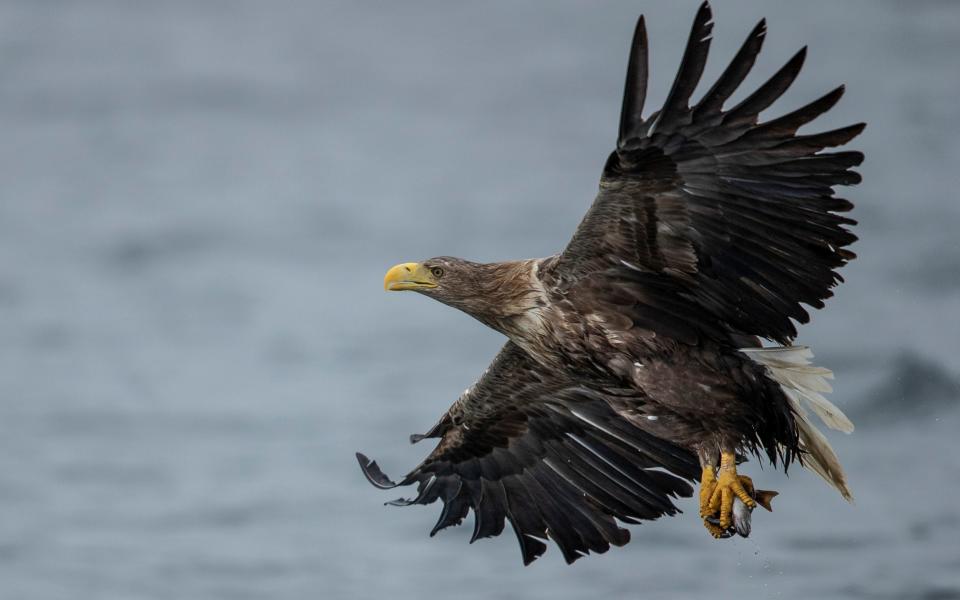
[0,1,958,598]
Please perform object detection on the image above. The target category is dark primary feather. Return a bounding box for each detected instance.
[654,1,713,134]
[693,18,766,121]
[554,6,864,345]
[618,15,648,147]
[357,342,699,565]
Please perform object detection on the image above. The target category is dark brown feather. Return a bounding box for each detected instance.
[552,7,863,345]
[357,343,698,565]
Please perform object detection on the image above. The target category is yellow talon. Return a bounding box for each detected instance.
[700,452,778,538]
[706,451,756,531]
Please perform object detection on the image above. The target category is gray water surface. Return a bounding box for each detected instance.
[1,1,959,598]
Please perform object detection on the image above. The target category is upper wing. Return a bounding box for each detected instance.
[357,342,699,565]
[553,2,864,345]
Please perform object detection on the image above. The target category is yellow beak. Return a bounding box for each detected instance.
[383,262,438,291]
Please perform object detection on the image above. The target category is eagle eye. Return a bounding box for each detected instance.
[431,267,444,278]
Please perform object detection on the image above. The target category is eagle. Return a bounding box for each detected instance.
[357,2,862,565]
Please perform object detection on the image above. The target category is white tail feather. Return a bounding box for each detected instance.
[741,346,854,501]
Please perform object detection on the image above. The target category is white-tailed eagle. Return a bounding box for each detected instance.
[358,2,862,564]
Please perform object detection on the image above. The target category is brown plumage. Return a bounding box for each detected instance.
[360,2,862,564]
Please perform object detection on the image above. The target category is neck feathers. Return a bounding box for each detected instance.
[480,260,545,311]
[464,259,548,335]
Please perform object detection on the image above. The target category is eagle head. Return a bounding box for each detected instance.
[383,257,544,333]
[384,256,480,303]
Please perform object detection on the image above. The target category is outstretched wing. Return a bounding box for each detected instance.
[357,342,699,565]
[554,2,864,345]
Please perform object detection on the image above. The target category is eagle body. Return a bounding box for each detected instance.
[431,255,799,464]
[359,2,862,565]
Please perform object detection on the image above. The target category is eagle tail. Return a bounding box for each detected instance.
[740,346,854,501]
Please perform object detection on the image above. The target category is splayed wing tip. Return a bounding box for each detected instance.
[356,452,400,489]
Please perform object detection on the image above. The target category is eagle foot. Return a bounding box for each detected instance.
[698,462,755,521]
[711,452,756,524]
[700,452,778,538]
